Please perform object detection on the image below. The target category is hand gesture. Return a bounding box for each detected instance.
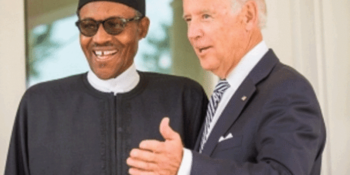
[127,117,184,175]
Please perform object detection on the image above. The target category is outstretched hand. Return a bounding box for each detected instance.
[127,117,184,175]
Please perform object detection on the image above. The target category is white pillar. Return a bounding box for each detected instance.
[0,0,26,173]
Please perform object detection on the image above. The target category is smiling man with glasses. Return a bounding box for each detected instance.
[4,0,208,174]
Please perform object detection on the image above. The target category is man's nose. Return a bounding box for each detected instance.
[187,22,203,40]
[92,24,113,44]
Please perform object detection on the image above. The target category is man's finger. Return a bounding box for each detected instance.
[129,167,154,175]
[129,148,158,162]
[139,140,164,152]
[159,117,179,141]
[126,157,156,171]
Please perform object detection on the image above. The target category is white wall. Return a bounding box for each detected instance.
[0,0,26,173]
[263,0,350,174]
[321,0,350,174]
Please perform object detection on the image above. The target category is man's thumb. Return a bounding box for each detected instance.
[160,117,178,141]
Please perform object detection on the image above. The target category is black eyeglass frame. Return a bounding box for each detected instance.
[75,16,141,37]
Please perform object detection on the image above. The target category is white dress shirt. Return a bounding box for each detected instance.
[87,63,140,95]
[178,41,269,175]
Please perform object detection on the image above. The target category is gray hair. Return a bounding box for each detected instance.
[231,0,267,28]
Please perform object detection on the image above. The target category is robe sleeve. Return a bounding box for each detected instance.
[183,84,208,149]
[5,95,31,175]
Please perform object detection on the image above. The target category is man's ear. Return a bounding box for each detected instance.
[138,17,150,39]
[241,1,259,30]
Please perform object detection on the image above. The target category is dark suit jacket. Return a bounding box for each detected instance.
[191,50,326,175]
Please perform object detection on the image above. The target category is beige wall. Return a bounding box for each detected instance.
[0,0,349,174]
[0,0,26,173]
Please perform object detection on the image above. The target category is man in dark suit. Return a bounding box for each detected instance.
[126,0,326,174]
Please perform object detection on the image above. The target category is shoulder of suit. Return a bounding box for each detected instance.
[260,62,316,98]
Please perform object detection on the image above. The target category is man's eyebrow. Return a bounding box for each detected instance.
[183,9,212,17]
[182,8,214,20]
[201,9,210,13]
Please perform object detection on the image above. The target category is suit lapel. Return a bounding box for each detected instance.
[200,49,279,156]
[194,124,205,151]
[201,78,256,155]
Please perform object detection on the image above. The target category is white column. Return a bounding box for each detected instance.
[0,0,26,173]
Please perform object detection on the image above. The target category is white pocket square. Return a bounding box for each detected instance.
[218,133,233,142]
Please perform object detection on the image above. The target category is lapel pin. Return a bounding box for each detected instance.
[241,96,247,101]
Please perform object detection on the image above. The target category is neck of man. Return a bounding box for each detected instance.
[218,28,263,79]
[245,28,263,56]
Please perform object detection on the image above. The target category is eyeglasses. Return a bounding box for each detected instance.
[75,16,141,37]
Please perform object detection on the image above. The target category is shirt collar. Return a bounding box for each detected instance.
[226,41,269,85]
[87,63,140,95]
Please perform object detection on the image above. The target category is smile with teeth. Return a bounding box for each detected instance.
[94,50,118,60]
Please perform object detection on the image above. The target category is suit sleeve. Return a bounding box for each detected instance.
[190,77,326,175]
[5,95,31,175]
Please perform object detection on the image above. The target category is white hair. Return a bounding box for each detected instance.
[230,0,267,28]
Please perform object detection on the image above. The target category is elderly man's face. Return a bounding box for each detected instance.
[183,0,249,78]
[79,2,148,79]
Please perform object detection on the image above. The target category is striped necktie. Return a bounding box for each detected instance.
[199,79,230,153]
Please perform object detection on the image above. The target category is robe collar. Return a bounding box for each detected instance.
[87,63,140,95]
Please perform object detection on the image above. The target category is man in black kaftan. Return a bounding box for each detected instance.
[5,0,208,174]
